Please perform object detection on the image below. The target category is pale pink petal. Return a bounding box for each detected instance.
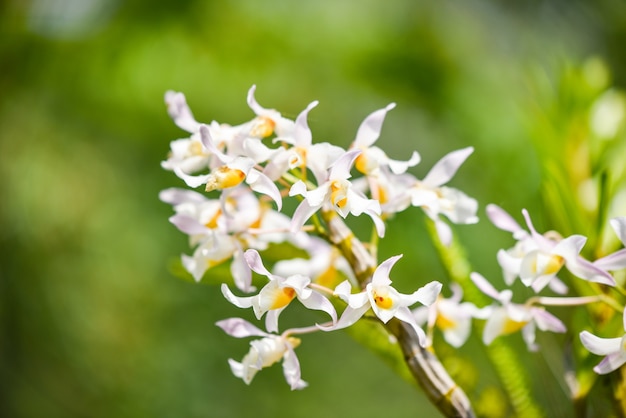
[231,247,254,292]
[283,344,307,390]
[532,308,566,333]
[165,90,200,133]
[595,249,626,271]
[159,188,207,205]
[244,249,272,278]
[169,214,208,235]
[547,276,569,295]
[216,317,269,338]
[199,125,230,163]
[470,272,501,301]
[521,209,554,251]
[422,147,473,188]
[594,351,626,374]
[354,103,396,148]
[565,256,616,286]
[486,203,523,234]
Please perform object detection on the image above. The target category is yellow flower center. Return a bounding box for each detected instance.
[355,153,371,175]
[270,287,296,310]
[501,318,528,335]
[204,209,222,229]
[544,255,565,275]
[330,180,348,209]
[189,140,206,156]
[372,289,394,310]
[205,167,246,191]
[250,116,276,138]
[436,313,457,331]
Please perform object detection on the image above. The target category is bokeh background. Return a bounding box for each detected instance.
[2,1,626,417]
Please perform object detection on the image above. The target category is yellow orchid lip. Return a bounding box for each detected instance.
[205,166,246,191]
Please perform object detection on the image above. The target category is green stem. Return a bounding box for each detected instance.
[426,219,544,418]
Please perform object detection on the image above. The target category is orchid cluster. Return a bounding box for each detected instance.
[160,86,626,415]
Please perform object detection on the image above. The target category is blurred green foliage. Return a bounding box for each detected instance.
[2,0,626,417]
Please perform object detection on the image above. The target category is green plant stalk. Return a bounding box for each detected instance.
[426,220,544,418]
[322,210,475,417]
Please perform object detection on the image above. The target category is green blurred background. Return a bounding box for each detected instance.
[2,0,626,417]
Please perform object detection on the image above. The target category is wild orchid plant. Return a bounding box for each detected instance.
[160,79,626,417]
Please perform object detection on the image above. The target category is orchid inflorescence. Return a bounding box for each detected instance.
[160,86,626,414]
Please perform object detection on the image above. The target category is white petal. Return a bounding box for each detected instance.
[264,309,282,333]
[422,147,473,188]
[289,180,308,197]
[387,151,421,175]
[411,281,443,307]
[482,308,508,344]
[329,149,361,181]
[394,306,427,346]
[294,101,318,148]
[299,291,337,323]
[353,103,396,148]
[434,218,453,247]
[290,199,322,233]
[221,283,255,309]
[246,85,263,114]
[610,217,626,245]
[173,167,211,188]
[371,255,402,286]
[318,304,370,331]
[580,331,622,355]
[246,168,283,210]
